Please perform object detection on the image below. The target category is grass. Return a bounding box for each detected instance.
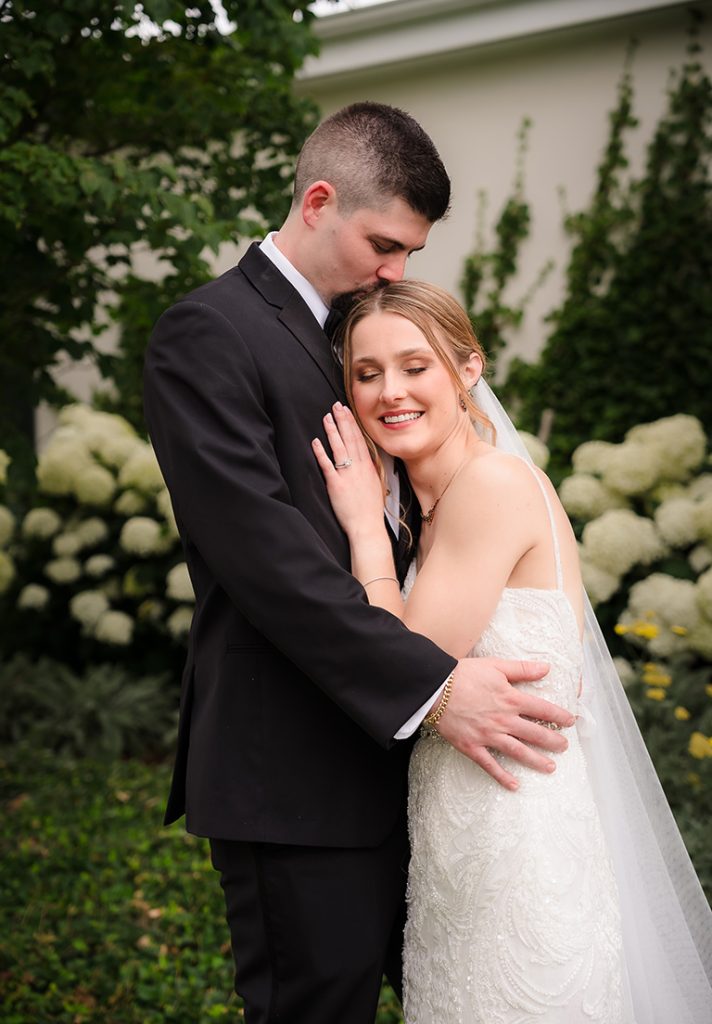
[0,753,403,1023]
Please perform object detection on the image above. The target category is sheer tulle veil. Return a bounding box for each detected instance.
[473,378,712,1022]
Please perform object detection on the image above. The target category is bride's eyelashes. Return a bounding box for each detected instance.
[355,366,428,383]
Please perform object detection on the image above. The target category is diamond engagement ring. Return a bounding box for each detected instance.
[334,459,353,469]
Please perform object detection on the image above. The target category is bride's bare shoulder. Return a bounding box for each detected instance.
[460,446,540,496]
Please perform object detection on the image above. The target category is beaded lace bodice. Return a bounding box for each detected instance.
[400,463,626,1024]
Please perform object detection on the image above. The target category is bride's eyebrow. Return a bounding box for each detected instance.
[352,348,431,365]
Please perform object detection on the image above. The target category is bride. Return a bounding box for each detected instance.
[312,280,712,1023]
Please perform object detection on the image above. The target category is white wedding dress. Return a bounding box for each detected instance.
[401,463,627,1023]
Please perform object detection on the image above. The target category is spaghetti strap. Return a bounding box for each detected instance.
[518,457,564,590]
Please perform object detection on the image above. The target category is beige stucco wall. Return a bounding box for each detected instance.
[296,3,711,376]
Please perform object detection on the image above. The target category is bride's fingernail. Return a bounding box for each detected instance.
[334,401,343,410]
[325,413,334,424]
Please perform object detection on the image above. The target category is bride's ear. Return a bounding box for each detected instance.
[460,352,483,392]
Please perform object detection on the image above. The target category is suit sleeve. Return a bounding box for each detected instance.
[144,300,456,747]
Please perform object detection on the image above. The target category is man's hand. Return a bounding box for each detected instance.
[435,658,575,790]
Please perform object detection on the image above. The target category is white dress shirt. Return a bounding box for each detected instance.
[259,234,446,737]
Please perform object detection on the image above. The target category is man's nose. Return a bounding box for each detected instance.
[377,252,408,283]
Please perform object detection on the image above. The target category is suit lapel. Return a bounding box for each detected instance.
[240,243,345,403]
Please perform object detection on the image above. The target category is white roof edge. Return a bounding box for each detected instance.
[300,0,690,83]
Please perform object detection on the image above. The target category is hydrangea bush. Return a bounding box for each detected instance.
[558,413,712,812]
[0,406,193,678]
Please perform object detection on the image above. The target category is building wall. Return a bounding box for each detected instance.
[295,2,711,375]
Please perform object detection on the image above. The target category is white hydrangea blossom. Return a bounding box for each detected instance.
[118,445,165,494]
[73,464,116,507]
[650,481,687,504]
[94,609,134,646]
[654,497,699,548]
[627,573,699,629]
[620,573,699,657]
[17,583,50,610]
[581,509,666,576]
[114,489,148,516]
[612,656,636,688]
[0,550,16,594]
[52,531,84,558]
[156,487,179,537]
[166,562,195,603]
[600,442,661,496]
[687,474,712,501]
[559,474,628,521]
[0,504,15,547]
[687,620,712,659]
[45,557,82,584]
[625,414,706,483]
[75,517,109,548]
[0,449,9,486]
[689,544,712,575]
[36,435,93,495]
[518,432,549,470]
[571,440,615,476]
[579,556,620,607]
[84,553,115,577]
[694,495,712,545]
[69,589,110,629]
[697,567,712,620]
[94,433,141,468]
[22,507,62,540]
[120,516,171,557]
[167,605,193,638]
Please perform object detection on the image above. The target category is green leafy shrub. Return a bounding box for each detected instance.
[0,655,177,761]
[0,405,193,677]
[503,24,712,471]
[0,755,405,1023]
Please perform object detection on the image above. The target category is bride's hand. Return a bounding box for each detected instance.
[312,402,386,538]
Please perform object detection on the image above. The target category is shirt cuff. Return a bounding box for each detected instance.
[394,678,448,740]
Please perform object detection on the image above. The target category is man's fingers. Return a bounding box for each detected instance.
[510,717,570,754]
[514,692,576,730]
[496,658,549,683]
[467,746,519,791]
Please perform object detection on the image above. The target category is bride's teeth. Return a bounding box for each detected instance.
[383,412,422,424]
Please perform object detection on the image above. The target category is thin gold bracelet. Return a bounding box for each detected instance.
[362,576,399,588]
[423,670,456,727]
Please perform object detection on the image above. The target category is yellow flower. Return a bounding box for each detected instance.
[674,706,691,721]
[642,669,672,687]
[688,731,712,759]
[705,684,712,698]
[633,622,660,639]
[670,625,688,636]
[614,624,629,635]
[645,688,667,701]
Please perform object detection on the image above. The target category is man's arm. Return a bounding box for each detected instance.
[144,299,456,745]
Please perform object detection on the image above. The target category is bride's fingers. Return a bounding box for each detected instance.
[332,403,368,460]
[312,438,336,478]
[323,411,349,464]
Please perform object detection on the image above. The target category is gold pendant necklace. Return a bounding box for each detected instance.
[420,461,467,524]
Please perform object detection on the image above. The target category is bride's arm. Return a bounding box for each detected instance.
[403,455,540,658]
[312,402,405,617]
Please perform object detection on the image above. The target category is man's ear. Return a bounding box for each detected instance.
[461,351,483,391]
[302,180,336,227]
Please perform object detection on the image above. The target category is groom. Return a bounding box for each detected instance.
[144,102,573,1024]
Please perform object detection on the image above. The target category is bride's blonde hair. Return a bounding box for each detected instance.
[340,278,493,442]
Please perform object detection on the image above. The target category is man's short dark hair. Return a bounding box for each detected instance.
[292,101,450,223]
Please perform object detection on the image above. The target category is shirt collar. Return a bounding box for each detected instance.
[259,232,330,328]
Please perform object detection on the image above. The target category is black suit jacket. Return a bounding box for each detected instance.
[144,243,456,847]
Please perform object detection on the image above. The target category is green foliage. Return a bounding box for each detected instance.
[0,655,177,759]
[0,405,192,678]
[504,21,712,471]
[0,754,404,1022]
[624,655,712,897]
[461,119,552,377]
[0,0,320,457]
